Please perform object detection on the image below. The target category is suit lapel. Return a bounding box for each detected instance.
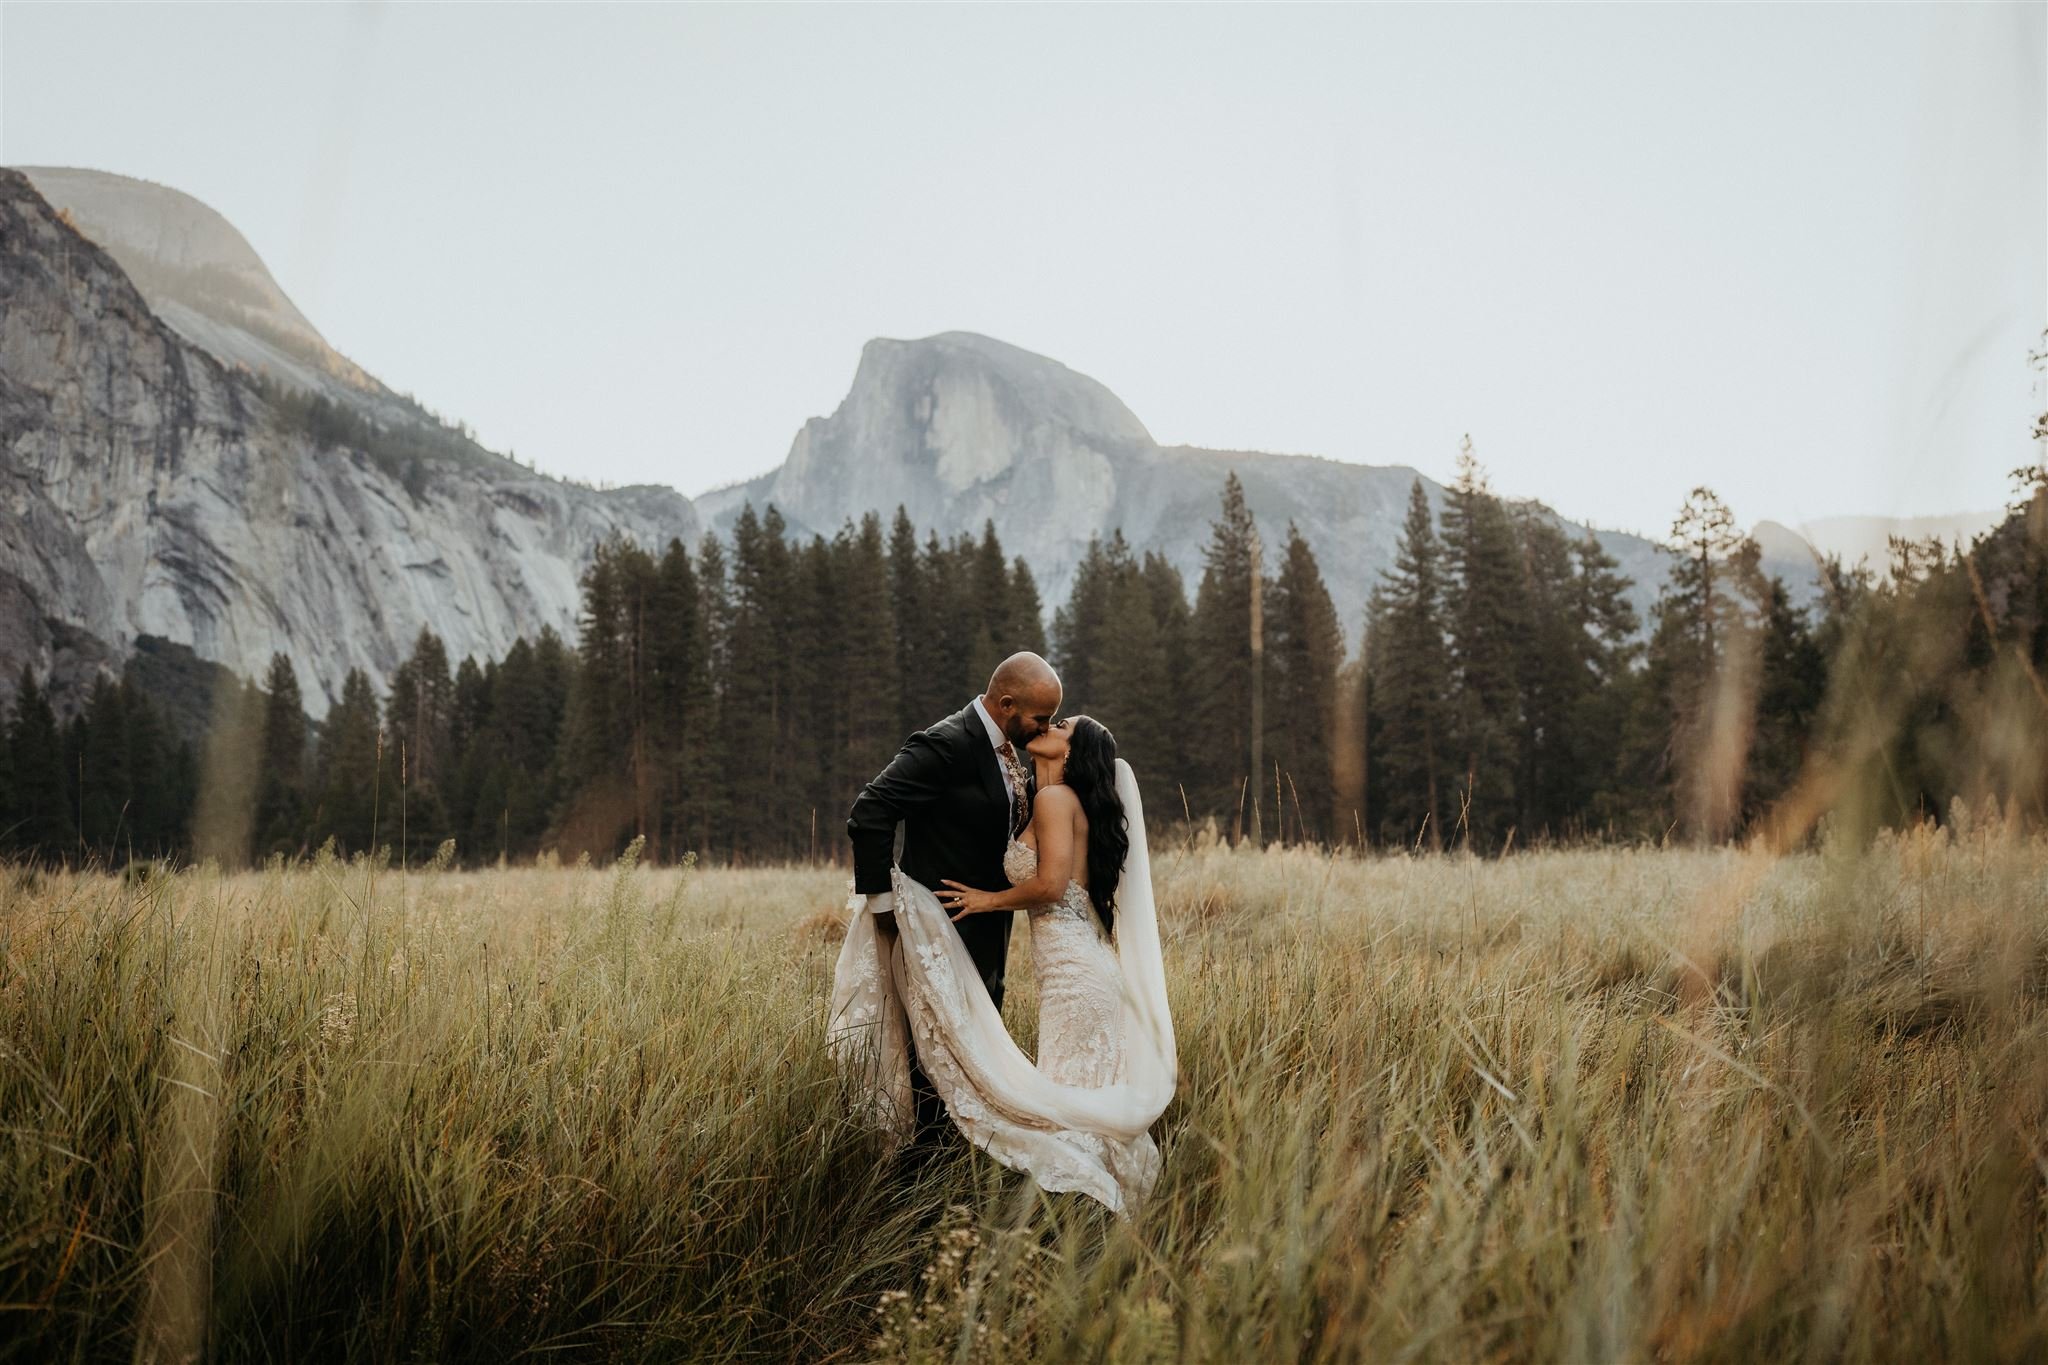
[979,736,1011,839]
[960,704,1011,840]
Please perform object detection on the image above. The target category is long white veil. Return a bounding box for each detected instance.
[1107,757,1177,1116]
[828,756,1177,1151]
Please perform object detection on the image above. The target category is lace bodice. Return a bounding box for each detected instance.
[1002,834,1124,1100]
[1001,836,1037,888]
[1002,837,1095,923]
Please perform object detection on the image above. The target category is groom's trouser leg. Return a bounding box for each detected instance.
[958,910,1014,1012]
[908,911,1014,1147]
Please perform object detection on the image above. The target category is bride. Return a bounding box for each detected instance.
[828,716,1176,1218]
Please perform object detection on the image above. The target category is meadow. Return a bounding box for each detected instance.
[3,819,2047,1363]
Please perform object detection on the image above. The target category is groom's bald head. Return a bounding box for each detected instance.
[984,652,1061,744]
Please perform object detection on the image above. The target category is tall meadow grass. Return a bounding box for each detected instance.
[2,820,2046,1361]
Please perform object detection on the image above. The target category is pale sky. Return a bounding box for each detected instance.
[3,2,2042,539]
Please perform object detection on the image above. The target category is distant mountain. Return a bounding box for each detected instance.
[0,167,698,715]
[699,332,1825,639]
[17,166,391,415]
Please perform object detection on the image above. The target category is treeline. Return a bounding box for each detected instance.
[0,670,200,864]
[1357,444,2047,849]
[0,507,1044,868]
[1050,454,1829,849]
[1362,444,1797,849]
[1,459,2042,868]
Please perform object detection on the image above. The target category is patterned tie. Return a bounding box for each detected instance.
[996,741,1030,836]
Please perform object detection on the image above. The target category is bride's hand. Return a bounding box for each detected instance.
[938,880,998,922]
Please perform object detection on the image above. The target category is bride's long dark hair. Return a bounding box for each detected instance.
[1065,717,1127,936]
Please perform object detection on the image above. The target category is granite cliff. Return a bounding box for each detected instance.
[0,168,698,715]
[698,332,1823,639]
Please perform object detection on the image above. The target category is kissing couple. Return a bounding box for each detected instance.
[827,652,1178,1217]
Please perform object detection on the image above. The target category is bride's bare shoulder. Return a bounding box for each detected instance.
[1032,784,1079,814]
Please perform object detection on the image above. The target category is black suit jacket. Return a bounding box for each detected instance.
[847,703,1019,1004]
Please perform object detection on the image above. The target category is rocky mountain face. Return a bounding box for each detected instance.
[699,332,1825,640]
[0,168,697,716]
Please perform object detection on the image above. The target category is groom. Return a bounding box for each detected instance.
[847,651,1062,1142]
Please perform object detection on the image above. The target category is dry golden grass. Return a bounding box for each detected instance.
[3,821,2047,1362]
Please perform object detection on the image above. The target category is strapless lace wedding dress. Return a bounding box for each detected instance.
[998,837,1160,1206]
[1004,838,1127,1088]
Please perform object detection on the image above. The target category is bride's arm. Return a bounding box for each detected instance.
[939,787,1079,919]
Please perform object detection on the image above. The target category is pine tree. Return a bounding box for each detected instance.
[9,671,74,863]
[1657,487,1765,840]
[1571,531,1641,831]
[475,642,530,860]
[1090,535,1172,792]
[648,536,712,862]
[836,513,901,834]
[390,631,454,792]
[0,686,13,853]
[558,537,651,858]
[1048,537,1195,816]
[1745,576,1826,819]
[968,520,1012,685]
[1139,552,1196,810]
[1367,479,1453,848]
[1264,524,1344,843]
[1665,488,1750,666]
[1188,473,1265,834]
[561,538,626,801]
[119,678,178,858]
[445,654,492,859]
[723,505,799,857]
[1509,511,1588,839]
[479,626,574,860]
[692,535,733,856]
[793,533,840,861]
[253,652,306,857]
[1006,557,1048,656]
[311,667,382,856]
[384,628,456,860]
[76,675,129,858]
[887,507,938,736]
[924,530,980,711]
[1440,439,1525,848]
[1052,535,1117,710]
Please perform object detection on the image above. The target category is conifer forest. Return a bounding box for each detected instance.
[3,456,2042,870]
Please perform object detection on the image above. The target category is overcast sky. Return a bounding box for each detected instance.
[3,3,2042,538]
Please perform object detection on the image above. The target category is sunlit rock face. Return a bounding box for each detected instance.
[735,332,1144,586]
[0,168,698,715]
[696,330,1785,640]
